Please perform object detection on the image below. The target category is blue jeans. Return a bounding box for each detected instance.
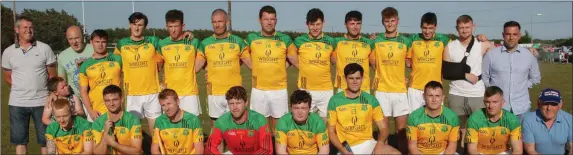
[9,106,47,146]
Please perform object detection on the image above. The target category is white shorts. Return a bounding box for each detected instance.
[407,88,425,113]
[338,139,376,154]
[179,95,201,116]
[208,95,229,118]
[126,93,162,119]
[250,88,288,118]
[305,90,333,117]
[376,92,409,117]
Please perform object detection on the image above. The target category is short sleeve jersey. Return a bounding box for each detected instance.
[152,111,204,154]
[78,54,122,114]
[275,112,329,154]
[198,33,250,95]
[113,36,162,95]
[407,33,450,90]
[92,111,142,155]
[293,33,336,91]
[327,91,384,146]
[45,116,93,154]
[466,109,522,154]
[333,35,374,91]
[245,32,297,90]
[407,106,460,154]
[372,33,412,93]
[158,37,201,96]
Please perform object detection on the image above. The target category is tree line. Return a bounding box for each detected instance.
[2,5,571,54]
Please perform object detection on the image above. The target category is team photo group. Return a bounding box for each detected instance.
[2,4,571,155]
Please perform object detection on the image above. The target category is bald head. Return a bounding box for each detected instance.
[211,9,228,20]
[66,25,85,52]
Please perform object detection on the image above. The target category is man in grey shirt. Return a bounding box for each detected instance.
[57,25,94,121]
[482,20,541,119]
[2,16,57,154]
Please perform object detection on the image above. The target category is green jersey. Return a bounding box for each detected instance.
[45,116,93,154]
[466,109,521,154]
[407,106,460,154]
[275,112,329,154]
[92,111,142,155]
[152,110,204,154]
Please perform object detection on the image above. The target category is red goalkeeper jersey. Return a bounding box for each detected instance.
[206,110,273,154]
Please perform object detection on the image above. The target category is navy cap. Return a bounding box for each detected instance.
[539,88,562,104]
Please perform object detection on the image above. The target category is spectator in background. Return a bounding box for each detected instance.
[522,88,573,155]
[482,21,541,119]
[57,25,94,121]
[2,16,57,155]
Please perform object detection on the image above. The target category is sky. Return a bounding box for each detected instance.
[3,1,572,40]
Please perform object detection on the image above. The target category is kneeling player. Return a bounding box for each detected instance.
[46,99,94,154]
[151,89,204,154]
[327,63,399,154]
[275,90,329,154]
[407,81,460,154]
[92,85,143,154]
[206,86,273,154]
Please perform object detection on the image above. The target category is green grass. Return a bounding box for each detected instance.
[2,63,571,154]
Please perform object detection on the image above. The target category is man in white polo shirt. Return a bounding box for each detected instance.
[2,16,57,155]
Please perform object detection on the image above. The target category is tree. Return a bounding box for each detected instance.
[1,5,15,52]
[19,8,81,53]
[519,30,532,44]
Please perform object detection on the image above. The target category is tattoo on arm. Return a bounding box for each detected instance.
[47,140,57,155]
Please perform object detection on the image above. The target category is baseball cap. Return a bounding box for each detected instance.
[539,88,562,104]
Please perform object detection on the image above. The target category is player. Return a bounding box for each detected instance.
[158,10,202,116]
[370,7,412,154]
[406,12,450,111]
[292,8,336,121]
[79,29,122,121]
[195,9,252,121]
[332,10,374,93]
[406,81,460,154]
[275,90,329,154]
[206,86,273,154]
[113,12,163,133]
[327,63,399,154]
[92,85,143,155]
[466,86,523,154]
[45,99,94,154]
[151,89,204,154]
[245,5,297,131]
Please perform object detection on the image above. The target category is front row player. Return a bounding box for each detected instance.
[206,86,273,154]
[275,90,329,154]
[45,99,94,154]
[407,81,460,154]
[151,89,204,154]
[327,63,400,154]
[466,86,523,155]
[92,85,143,154]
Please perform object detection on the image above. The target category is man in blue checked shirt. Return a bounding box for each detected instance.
[482,20,541,118]
[521,88,572,155]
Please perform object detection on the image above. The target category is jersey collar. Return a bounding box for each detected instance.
[308,33,324,40]
[344,34,361,40]
[424,105,444,118]
[213,32,231,39]
[382,32,400,39]
[343,90,363,100]
[107,110,125,123]
[260,31,277,37]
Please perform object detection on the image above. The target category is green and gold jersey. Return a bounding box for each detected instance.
[407,33,450,90]
[79,54,122,114]
[275,112,329,154]
[333,35,374,91]
[113,36,162,95]
[372,33,412,93]
[293,33,336,91]
[152,110,204,154]
[198,33,250,95]
[407,106,460,154]
[45,116,93,154]
[158,37,201,96]
[327,91,384,146]
[245,32,297,90]
[92,111,142,155]
[466,109,522,154]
